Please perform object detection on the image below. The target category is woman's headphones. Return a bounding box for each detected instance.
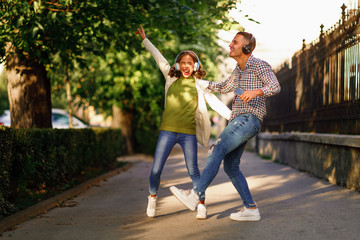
[174,51,200,71]
[242,34,254,54]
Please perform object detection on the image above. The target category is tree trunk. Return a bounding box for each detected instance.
[6,43,52,128]
[65,79,73,128]
[112,105,134,154]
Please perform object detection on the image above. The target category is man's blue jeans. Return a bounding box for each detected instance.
[149,130,199,195]
[194,114,261,208]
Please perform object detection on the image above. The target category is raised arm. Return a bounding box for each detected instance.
[136,25,146,40]
[136,25,171,77]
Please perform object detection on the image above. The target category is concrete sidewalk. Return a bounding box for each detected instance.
[0,144,359,240]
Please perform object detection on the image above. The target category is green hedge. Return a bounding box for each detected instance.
[0,126,126,219]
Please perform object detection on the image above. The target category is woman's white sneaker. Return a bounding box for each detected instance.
[146,195,157,217]
[196,204,207,220]
[230,207,261,221]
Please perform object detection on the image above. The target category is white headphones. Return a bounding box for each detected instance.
[174,51,200,71]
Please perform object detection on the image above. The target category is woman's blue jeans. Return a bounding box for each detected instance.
[194,114,261,208]
[149,130,199,195]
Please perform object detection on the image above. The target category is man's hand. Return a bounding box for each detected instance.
[239,89,264,103]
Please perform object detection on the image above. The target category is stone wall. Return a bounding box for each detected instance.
[257,132,360,192]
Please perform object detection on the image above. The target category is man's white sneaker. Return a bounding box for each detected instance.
[146,195,157,217]
[230,207,261,221]
[169,186,199,211]
[196,204,207,220]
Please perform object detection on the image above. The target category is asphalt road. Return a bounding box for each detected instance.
[1,144,360,240]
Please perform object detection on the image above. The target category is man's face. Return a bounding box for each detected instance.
[179,54,195,78]
[229,34,246,58]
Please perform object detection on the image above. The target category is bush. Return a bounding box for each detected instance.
[0,127,126,219]
[134,127,159,154]
[0,126,15,216]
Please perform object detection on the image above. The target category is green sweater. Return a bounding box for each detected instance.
[160,76,198,135]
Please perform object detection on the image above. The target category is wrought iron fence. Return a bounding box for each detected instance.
[263,4,360,134]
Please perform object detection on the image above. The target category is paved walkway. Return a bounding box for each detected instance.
[1,144,360,240]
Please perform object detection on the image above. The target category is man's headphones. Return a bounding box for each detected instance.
[242,34,254,54]
[174,51,200,71]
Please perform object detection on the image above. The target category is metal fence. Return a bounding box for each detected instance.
[263,4,360,134]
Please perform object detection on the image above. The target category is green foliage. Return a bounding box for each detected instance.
[0,127,126,218]
[0,67,9,114]
[1,0,138,66]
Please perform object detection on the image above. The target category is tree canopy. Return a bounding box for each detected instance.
[1,0,240,68]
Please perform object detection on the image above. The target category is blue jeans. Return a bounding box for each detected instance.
[194,114,261,208]
[149,130,200,195]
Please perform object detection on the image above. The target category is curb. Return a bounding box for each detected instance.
[0,162,134,233]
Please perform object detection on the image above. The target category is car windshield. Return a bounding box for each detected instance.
[52,113,69,125]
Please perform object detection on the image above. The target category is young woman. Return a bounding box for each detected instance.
[136,25,230,219]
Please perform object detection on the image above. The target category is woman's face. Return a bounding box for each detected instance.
[179,54,195,78]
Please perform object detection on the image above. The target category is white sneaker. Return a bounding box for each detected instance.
[196,204,207,220]
[146,195,157,217]
[230,207,261,221]
[169,186,199,211]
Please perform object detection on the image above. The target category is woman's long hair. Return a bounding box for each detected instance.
[168,51,206,79]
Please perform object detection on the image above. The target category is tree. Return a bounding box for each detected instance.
[0,0,147,128]
[70,50,165,154]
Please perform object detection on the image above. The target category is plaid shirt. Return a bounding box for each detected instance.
[209,55,281,122]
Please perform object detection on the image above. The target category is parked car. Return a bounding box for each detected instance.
[0,108,88,129]
[0,110,10,127]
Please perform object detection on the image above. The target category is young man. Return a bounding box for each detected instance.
[170,32,281,221]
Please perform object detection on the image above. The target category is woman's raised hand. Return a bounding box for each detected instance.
[136,25,146,40]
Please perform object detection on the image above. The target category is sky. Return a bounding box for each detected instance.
[218,0,352,70]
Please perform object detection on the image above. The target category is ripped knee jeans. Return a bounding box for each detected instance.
[194,114,261,208]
